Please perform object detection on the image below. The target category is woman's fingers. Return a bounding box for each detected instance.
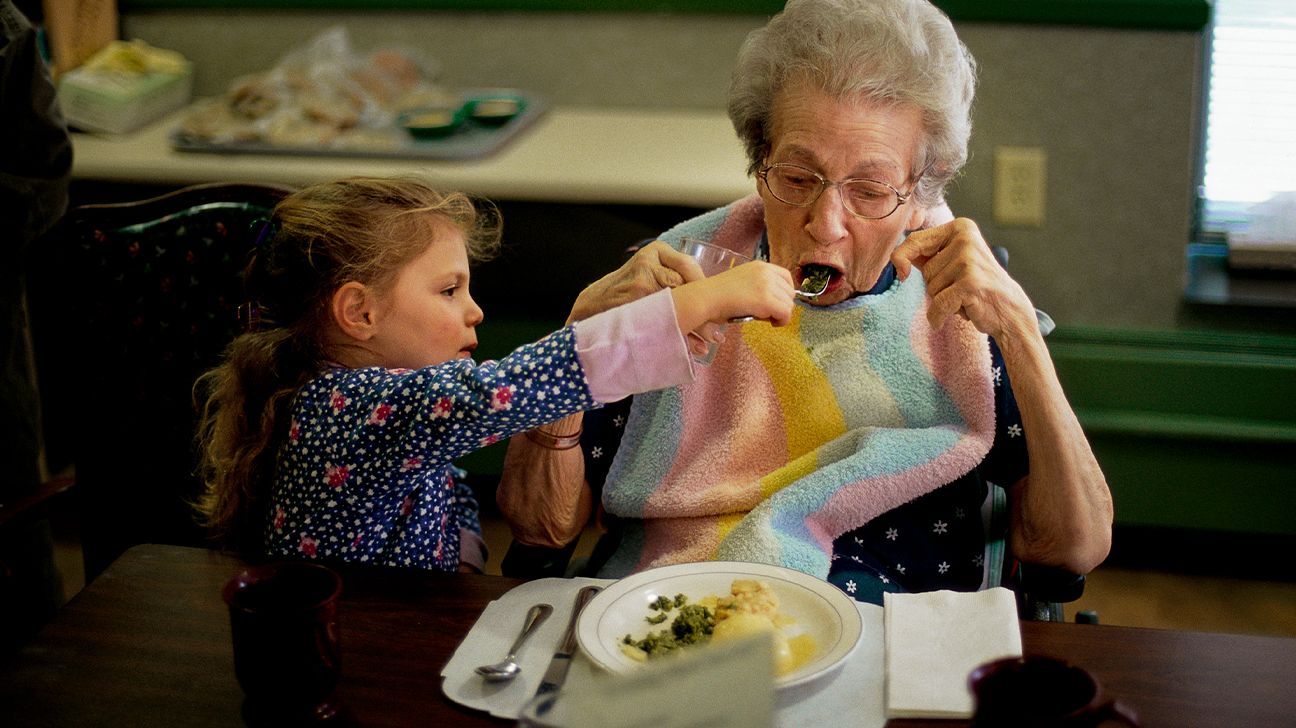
[893,218,1033,337]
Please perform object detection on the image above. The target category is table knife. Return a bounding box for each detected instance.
[533,585,601,697]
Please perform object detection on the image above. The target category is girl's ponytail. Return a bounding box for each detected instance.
[194,327,318,554]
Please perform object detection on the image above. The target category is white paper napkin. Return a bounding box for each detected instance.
[883,587,1022,719]
[440,576,611,719]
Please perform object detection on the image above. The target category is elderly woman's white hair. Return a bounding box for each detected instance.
[728,0,976,208]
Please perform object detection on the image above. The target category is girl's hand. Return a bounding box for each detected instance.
[672,261,796,334]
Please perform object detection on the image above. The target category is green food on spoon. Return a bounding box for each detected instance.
[800,265,833,295]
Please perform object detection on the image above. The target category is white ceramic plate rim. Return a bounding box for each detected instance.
[575,561,863,690]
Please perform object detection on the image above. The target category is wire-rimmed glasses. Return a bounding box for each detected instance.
[757,162,912,220]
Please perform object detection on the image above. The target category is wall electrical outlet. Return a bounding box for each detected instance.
[993,146,1047,227]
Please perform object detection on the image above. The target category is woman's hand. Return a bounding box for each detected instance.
[567,241,706,324]
[671,260,796,333]
[891,218,1038,343]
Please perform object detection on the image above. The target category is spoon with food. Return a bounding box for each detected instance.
[795,264,833,300]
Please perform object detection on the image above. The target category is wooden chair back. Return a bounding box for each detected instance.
[27,182,296,581]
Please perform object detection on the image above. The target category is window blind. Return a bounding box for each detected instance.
[1201,0,1296,234]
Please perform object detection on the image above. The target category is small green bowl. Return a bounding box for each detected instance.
[399,104,467,139]
[467,95,525,126]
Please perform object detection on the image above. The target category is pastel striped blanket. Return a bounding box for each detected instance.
[598,195,996,579]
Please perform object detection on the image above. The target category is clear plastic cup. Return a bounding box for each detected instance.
[675,236,753,365]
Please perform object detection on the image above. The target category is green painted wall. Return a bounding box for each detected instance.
[1047,326,1296,536]
[120,0,1211,31]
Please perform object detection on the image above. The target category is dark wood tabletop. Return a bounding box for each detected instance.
[1,544,1293,727]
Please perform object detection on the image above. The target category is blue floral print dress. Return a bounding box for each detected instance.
[264,327,596,571]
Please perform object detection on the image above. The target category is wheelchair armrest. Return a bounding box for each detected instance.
[499,539,581,579]
[1017,562,1087,603]
[1014,562,1087,621]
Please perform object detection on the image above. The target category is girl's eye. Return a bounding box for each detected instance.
[441,286,459,298]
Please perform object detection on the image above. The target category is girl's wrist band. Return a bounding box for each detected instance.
[524,426,583,450]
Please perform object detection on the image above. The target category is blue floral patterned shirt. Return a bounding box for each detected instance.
[265,327,596,570]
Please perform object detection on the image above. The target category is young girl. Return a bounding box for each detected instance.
[196,176,793,572]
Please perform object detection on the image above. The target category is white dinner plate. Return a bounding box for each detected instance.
[575,561,863,691]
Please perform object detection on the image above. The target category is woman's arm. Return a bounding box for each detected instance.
[892,218,1113,573]
[497,413,593,548]
[996,332,1112,573]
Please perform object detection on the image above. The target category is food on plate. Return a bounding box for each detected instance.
[618,579,817,676]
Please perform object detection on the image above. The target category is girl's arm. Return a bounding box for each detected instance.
[496,261,796,550]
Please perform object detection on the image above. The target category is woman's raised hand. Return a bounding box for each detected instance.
[891,217,1039,342]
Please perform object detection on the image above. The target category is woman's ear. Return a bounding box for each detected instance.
[909,201,952,232]
[331,281,376,341]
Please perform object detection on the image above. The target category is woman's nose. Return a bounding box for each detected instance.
[803,184,850,245]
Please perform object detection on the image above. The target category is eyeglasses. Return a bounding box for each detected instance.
[757,162,913,220]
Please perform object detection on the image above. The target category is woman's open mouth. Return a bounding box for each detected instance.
[796,263,840,299]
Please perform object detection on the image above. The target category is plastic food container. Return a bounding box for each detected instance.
[466,93,525,125]
[398,104,467,139]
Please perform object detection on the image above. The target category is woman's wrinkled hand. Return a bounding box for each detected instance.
[891,217,1038,341]
[566,241,706,324]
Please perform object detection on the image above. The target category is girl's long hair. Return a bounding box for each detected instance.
[194,176,500,553]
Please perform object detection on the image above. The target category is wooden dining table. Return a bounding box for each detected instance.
[1,543,1292,727]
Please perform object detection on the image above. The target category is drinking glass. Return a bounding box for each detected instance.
[969,656,1139,727]
[675,236,753,365]
[223,561,346,726]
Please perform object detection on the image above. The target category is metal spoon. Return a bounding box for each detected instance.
[729,270,830,323]
[796,265,833,300]
[795,278,830,300]
[475,603,554,682]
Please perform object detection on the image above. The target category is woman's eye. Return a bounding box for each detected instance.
[847,183,888,202]
[781,172,814,188]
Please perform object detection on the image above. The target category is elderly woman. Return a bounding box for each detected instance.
[497,0,1112,603]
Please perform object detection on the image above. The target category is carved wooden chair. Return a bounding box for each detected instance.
[26,182,296,581]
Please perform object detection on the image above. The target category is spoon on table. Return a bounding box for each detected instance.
[475,602,554,682]
[729,265,832,323]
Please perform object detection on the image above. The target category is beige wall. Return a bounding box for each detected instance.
[123,10,1203,330]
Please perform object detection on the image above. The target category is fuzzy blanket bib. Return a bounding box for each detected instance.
[598,195,996,579]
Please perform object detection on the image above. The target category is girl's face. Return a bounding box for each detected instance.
[365,222,484,370]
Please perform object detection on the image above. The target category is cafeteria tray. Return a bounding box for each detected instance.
[170,89,547,161]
